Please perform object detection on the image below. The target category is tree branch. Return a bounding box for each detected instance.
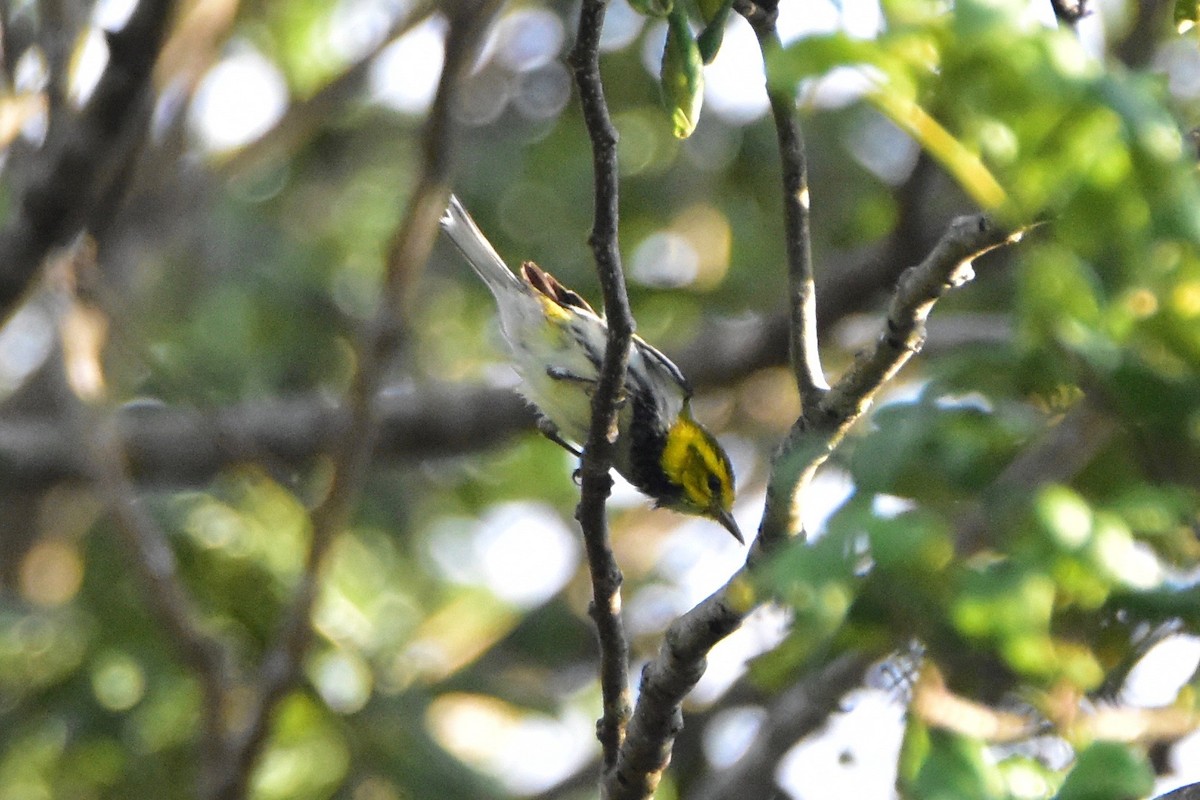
[0,384,533,489]
[203,5,499,798]
[568,0,634,775]
[0,0,175,322]
[820,215,1018,422]
[738,0,826,409]
[759,215,1018,544]
[611,215,1024,799]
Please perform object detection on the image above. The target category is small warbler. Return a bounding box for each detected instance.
[440,196,742,543]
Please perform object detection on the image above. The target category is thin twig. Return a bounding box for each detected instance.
[738,0,826,409]
[820,215,1018,422]
[0,0,175,322]
[568,0,634,774]
[203,5,499,799]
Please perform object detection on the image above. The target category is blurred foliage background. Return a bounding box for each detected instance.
[2,0,1200,798]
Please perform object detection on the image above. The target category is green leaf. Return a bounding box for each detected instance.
[660,7,705,138]
[628,0,672,17]
[1175,0,1199,26]
[766,32,886,87]
[902,727,1005,800]
[867,510,954,576]
[851,397,1031,504]
[696,0,736,63]
[749,526,859,682]
[1054,742,1154,800]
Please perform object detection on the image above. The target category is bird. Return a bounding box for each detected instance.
[439,195,743,543]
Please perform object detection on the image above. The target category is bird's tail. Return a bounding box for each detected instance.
[440,195,524,296]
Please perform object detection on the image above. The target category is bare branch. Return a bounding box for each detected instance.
[0,384,532,489]
[823,215,1017,419]
[612,214,1025,799]
[568,0,634,774]
[203,5,500,798]
[0,0,175,321]
[759,215,1018,543]
[738,0,826,409]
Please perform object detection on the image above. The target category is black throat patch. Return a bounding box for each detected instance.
[626,374,682,506]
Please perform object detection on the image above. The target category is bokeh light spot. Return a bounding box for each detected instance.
[311,649,373,714]
[370,16,446,115]
[190,45,288,152]
[92,652,146,712]
[19,539,84,608]
[631,231,699,288]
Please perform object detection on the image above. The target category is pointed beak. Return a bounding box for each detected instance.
[715,507,745,545]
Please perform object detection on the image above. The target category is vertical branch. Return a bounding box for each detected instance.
[738,0,826,410]
[203,5,500,799]
[567,0,634,774]
[735,0,829,548]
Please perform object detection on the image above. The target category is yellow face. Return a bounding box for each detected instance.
[660,411,742,542]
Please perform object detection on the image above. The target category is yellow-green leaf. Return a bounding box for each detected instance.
[628,0,672,17]
[661,8,705,139]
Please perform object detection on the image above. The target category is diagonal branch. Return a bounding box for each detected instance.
[0,0,175,322]
[203,5,500,799]
[568,0,634,774]
[759,215,1018,545]
[820,214,1018,422]
[610,215,1024,799]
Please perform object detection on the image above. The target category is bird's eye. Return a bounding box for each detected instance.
[706,473,722,498]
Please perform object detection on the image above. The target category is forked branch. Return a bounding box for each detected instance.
[609,214,1022,799]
